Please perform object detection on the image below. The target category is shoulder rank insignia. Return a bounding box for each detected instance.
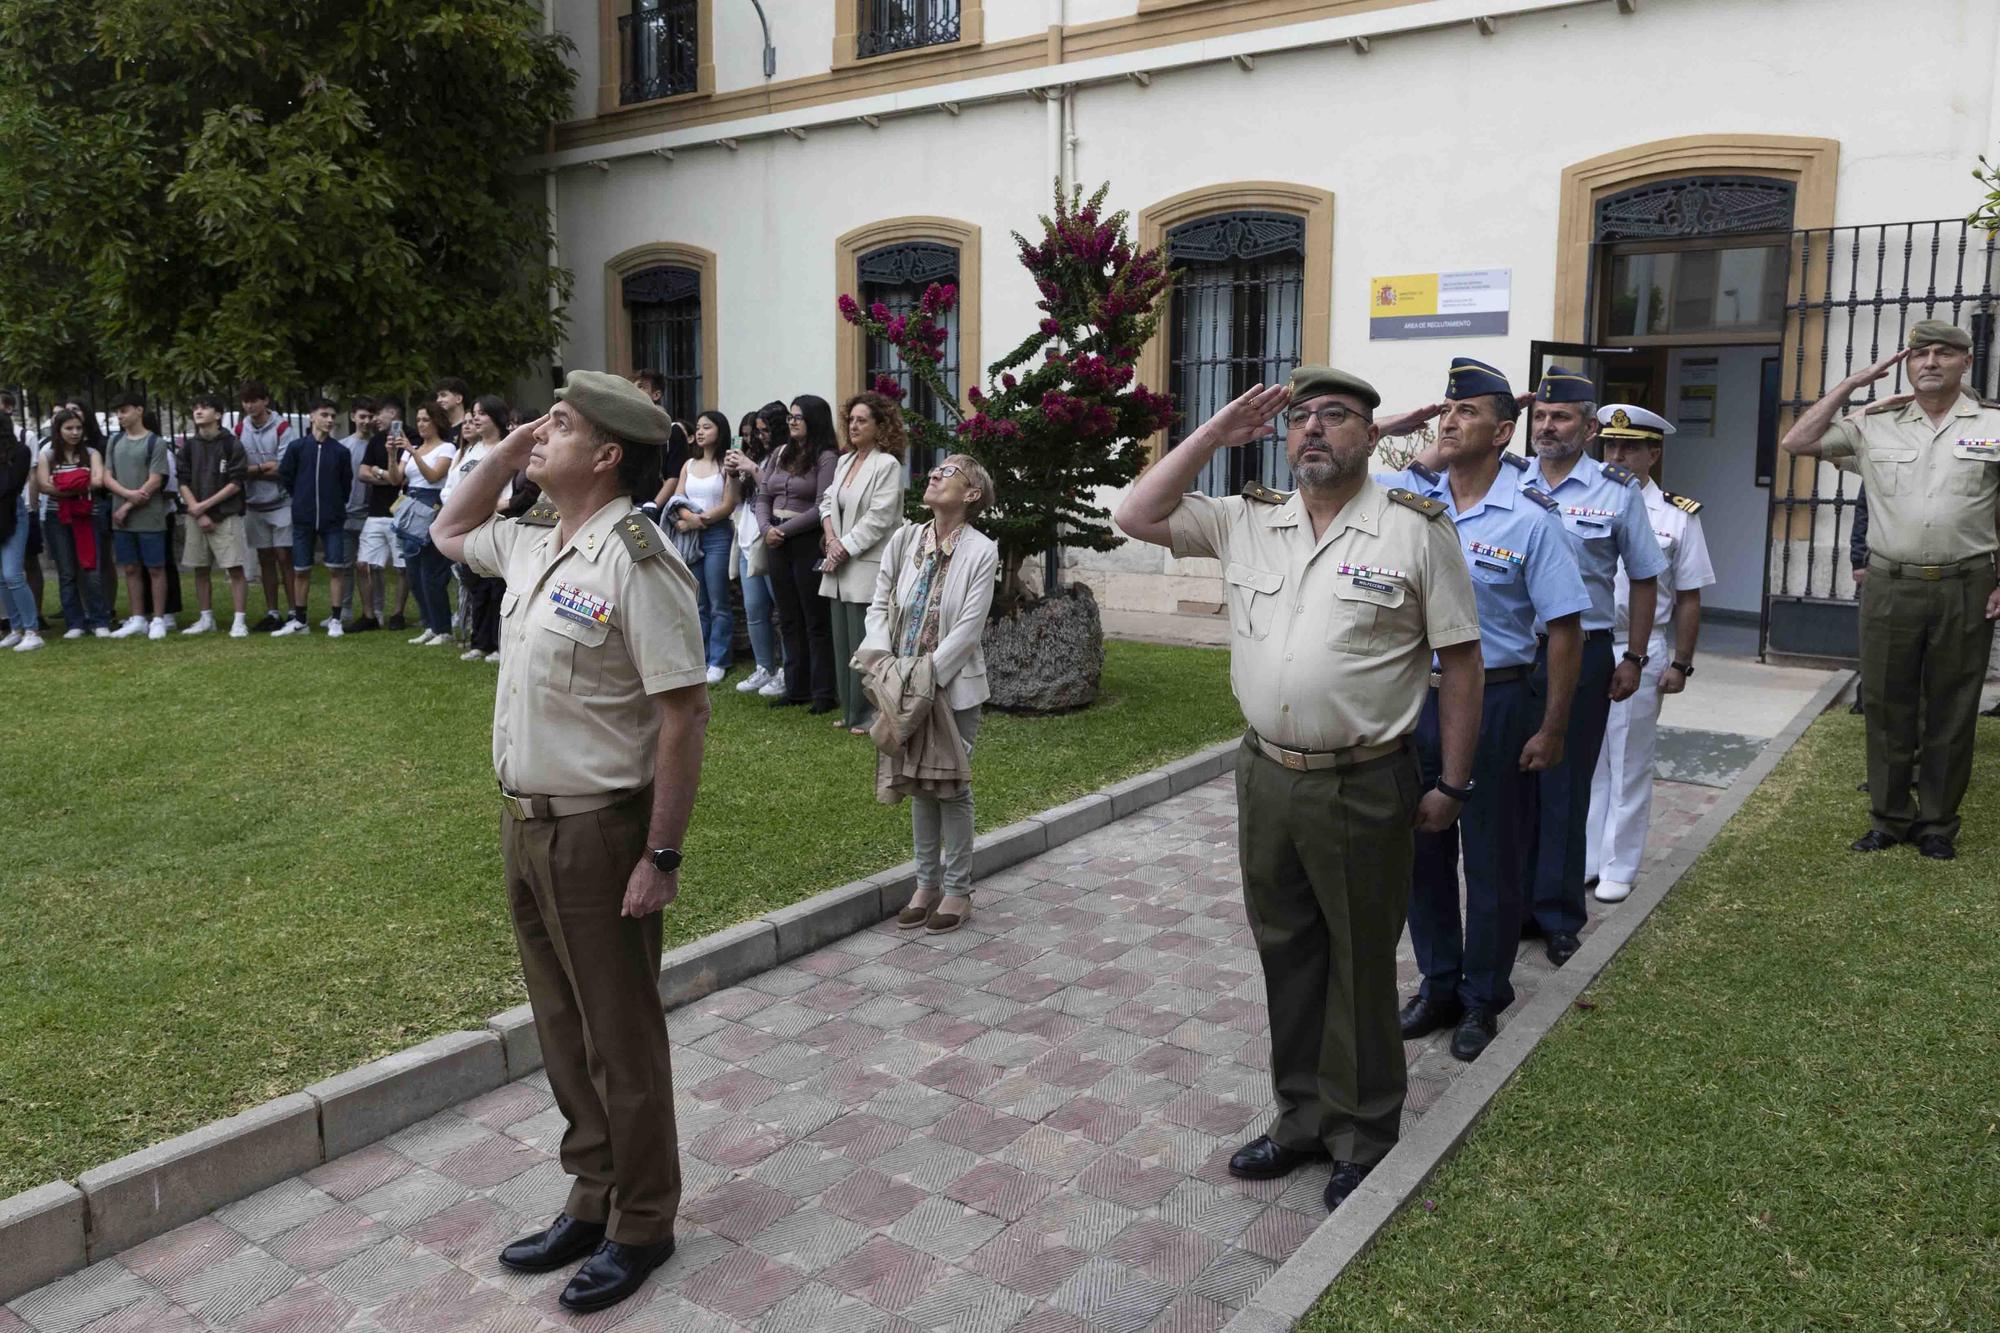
[1408,461,1441,485]
[1500,452,1529,472]
[516,504,559,528]
[1601,462,1642,486]
[1663,490,1703,515]
[1387,488,1447,520]
[617,512,669,560]
[1241,481,1292,505]
[1980,399,2000,411]
[1522,485,1559,512]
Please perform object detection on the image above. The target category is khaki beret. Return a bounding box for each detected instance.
[1288,364,1381,412]
[1906,319,1972,352]
[555,369,673,445]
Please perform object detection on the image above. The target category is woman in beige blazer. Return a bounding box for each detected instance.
[819,390,908,731]
[858,453,999,932]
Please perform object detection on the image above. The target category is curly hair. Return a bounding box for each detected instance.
[840,390,908,462]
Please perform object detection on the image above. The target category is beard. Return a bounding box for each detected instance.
[1294,447,1364,492]
[1533,433,1584,461]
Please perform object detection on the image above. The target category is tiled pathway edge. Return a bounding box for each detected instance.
[1222,668,1856,1333]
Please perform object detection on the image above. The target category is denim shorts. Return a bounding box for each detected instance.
[291,525,351,569]
[112,529,168,569]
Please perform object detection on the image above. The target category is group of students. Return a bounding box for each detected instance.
[0,378,538,656]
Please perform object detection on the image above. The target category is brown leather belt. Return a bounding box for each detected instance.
[1247,732,1404,773]
[1866,553,1994,581]
[500,788,634,821]
[1428,664,1532,690]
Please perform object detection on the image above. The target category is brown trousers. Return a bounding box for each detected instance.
[502,787,681,1244]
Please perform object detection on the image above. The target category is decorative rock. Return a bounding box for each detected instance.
[983,584,1105,713]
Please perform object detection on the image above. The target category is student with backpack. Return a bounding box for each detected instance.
[103,392,172,639]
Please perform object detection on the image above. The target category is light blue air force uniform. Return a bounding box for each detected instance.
[1522,453,1667,629]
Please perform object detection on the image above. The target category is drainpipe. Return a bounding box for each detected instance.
[543,0,564,396]
[1043,0,1068,595]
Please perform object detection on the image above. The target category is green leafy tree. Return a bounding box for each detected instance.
[0,1,574,400]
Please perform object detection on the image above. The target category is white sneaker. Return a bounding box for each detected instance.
[736,666,773,693]
[326,619,344,638]
[109,616,146,639]
[320,616,337,630]
[409,629,436,644]
[0,631,19,649]
[147,617,170,640]
[229,615,249,639]
[1594,879,1633,904]
[424,632,452,647]
[63,627,84,640]
[15,631,44,652]
[182,614,215,635]
[460,647,486,661]
[705,665,726,685]
[93,626,114,639]
[485,651,502,663]
[272,619,309,637]
[758,676,787,698]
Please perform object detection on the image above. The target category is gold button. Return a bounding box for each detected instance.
[1285,653,1293,661]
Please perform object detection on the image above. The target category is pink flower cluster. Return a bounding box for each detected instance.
[1063,353,1134,393]
[957,412,1021,444]
[1040,389,1117,439]
[870,375,907,402]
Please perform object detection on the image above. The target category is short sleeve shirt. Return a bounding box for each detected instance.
[108,432,169,532]
[1819,395,2000,565]
[1165,479,1480,752]
[461,496,706,796]
[1524,453,1667,631]
[1616,482,1716,638]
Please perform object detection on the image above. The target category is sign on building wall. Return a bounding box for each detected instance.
[1368,268,1511,340]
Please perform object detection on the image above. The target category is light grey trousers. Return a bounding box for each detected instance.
[913,706,982,895]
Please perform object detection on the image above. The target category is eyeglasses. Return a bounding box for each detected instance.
[1285,405,1365,430]
[927,465,962,481]
[786,413,806,423]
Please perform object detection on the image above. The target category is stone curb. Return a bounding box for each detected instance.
[0,731,1244,1303]
[1222,670,1855,1333]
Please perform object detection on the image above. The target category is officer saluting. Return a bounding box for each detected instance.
[1521,367,1666,965]
[1585,405,1716,903]
[1781,319,2000,859]
[1381,359,1590,1060]
[1115,366,1481,1212]
[432,371,710,1315]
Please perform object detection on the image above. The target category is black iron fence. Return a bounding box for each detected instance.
[1762,218,2000,657]
[857,0,961,59]
[619,0,699,105]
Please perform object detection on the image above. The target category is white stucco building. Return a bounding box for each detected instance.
[529,0,2000,660]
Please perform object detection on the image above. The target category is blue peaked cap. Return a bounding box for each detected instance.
[1536,365,1596,404]
[1444,357,1512,401]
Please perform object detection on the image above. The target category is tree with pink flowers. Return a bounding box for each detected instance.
[840,183,1173,611]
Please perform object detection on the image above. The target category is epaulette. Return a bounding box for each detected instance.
[1601,462,1642,486]
[1387,488,1447,520]
[516,504,559,527]
[1408,461,1440,485]
[1500,452,1529,471]
[1522,485,1559,512]
[1241,481,1292,505]
[1863,400,1901,415]
[1981,399,2000,411]
[617,511,670,560]
[1664,491,1703,515]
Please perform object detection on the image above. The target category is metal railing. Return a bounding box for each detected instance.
[857,0,961,59]
[619,0,699,105]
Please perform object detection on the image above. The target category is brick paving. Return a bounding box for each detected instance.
[8,769,1723,1333]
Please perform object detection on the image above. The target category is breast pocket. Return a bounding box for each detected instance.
[1223,561,1285,641]
[1326,576,1411,654]
[535,614,611,695]
[1947,460,1993,496]
[1870,444,1919,496]
[1468,556,1521,587]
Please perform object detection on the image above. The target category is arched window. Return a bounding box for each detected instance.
[1164,211,1307,495]
[858,241,959,474]
[624,264,703,424]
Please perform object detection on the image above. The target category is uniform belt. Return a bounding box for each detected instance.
[1866,553,1993,581]
[1246,731,1404,773]
[1537,629,1615,646]
[1428,664,1532,689]
[499,787,634,820]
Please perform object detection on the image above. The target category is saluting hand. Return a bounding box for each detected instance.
[1375,402,1446,438]
[495,413,548,468]
[623,860,679,917]
[1845,348,1907,391]
[1196,383,1293,450]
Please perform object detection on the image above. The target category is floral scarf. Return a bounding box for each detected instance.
[898,521,960,659]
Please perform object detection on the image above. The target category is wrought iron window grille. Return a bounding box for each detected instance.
[857,0,962,59]
[858,242,960,478]
[1595,177,1797,242]
[619,0,699,105]
[626,264,703,425]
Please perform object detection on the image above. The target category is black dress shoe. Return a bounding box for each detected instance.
[1850,829,1901,853]
[350,616,378,633]
[1323,1160,1372,1211]
[1398,991,1462,1040]
[559,1238,675,1314]
[1449,1008,1498,1062]
[250,611,281,633]
[1227,1135,1327,1180]
[1917,835,1955,861]
[497,1214,606,1273]
[808,700,838,715]
[1545,932,1581,967]
[386,613,408,630]
[1517,917,1546,941]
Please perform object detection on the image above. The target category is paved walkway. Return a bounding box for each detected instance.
[5,748,1748,1333]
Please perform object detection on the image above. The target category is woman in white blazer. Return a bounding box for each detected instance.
[860,453,999,932]
[819,391,909,731]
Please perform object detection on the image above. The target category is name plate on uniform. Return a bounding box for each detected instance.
[1954,438,2000,461]
[1563,505,1616,525]
[1466,540,1523,567]
[549,581,612,626]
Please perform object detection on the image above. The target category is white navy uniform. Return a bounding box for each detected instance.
[1584,411,1716,891]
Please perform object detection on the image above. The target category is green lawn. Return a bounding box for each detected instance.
[1304,713,2000,1332]
[0,602,1240,1196]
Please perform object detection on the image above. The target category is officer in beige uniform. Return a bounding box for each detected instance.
[432,370,709,1315]
[1116,366,1482,1212]
[1782,319,2000,860]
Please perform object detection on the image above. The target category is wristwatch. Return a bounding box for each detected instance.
[649,847,683,874]
[1622,650,1650,667]
[1670,660,1694,677]
[1434,777,1476,802]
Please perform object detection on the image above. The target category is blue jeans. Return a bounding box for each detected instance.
[46,506,110,629]
[408,538,454,636]
[1,497,38,632]
[692,522,734,669]
[735,543,780,672]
